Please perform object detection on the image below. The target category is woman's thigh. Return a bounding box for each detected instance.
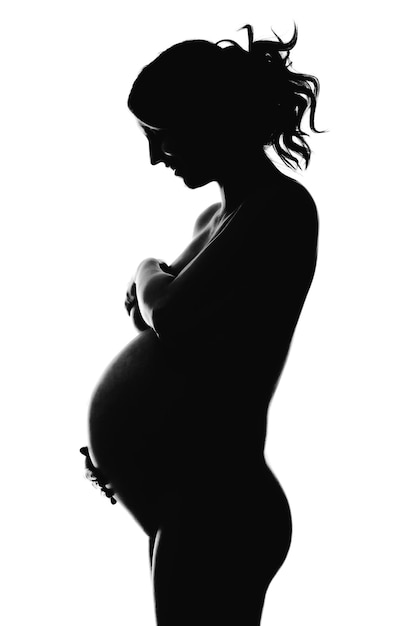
[151,478,292,626]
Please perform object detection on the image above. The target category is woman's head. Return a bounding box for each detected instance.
[127,24,322,171]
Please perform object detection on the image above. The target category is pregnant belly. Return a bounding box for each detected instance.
[87,328,270,535]
[88,330,182,517]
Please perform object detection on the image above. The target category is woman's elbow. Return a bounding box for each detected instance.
[150,305,171,340]
[151,303,189,341]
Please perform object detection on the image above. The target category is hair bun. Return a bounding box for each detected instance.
[217,25,290,71]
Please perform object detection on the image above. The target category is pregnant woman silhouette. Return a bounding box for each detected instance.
[82,24,321,626]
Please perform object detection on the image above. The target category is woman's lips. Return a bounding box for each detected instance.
[164,162,183,176]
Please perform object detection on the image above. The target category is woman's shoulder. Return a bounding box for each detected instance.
[193,202,222,237]
[249,175,318,242]
[265,172,316,210]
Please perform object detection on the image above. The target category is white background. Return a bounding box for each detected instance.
[1,1,416,624]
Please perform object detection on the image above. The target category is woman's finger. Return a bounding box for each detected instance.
[130,304,150,331]
[125,297,135,314]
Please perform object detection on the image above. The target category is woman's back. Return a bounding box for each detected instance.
[170,178,318,455]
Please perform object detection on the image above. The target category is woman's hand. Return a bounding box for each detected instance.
[125,277,150,331]
[125,259,176,332]
[134,258,177,329]
[136,258,175,276]
[80,446,117,505]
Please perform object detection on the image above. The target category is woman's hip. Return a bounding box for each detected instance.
[160,459,292,537]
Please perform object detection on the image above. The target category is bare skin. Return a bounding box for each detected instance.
[87,123,318,626]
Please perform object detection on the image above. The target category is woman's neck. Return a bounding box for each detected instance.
[217,150,287,217]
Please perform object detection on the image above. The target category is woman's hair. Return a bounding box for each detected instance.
[128,24,322,170]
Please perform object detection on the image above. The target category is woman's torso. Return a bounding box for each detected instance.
[88,178,317,532]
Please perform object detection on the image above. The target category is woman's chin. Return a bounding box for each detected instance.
[176,169,214,189]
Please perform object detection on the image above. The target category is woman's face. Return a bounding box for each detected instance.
[139,122,223,189]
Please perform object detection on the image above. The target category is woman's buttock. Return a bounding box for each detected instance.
[160,460,290,530]
[157,459,293,576]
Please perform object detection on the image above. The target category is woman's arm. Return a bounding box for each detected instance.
[134,208,255,339]
[125,280,149,331]
[136,184,318,340]
[135,260,176,328]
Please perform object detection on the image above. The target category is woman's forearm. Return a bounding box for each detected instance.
[135,258,175,328]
